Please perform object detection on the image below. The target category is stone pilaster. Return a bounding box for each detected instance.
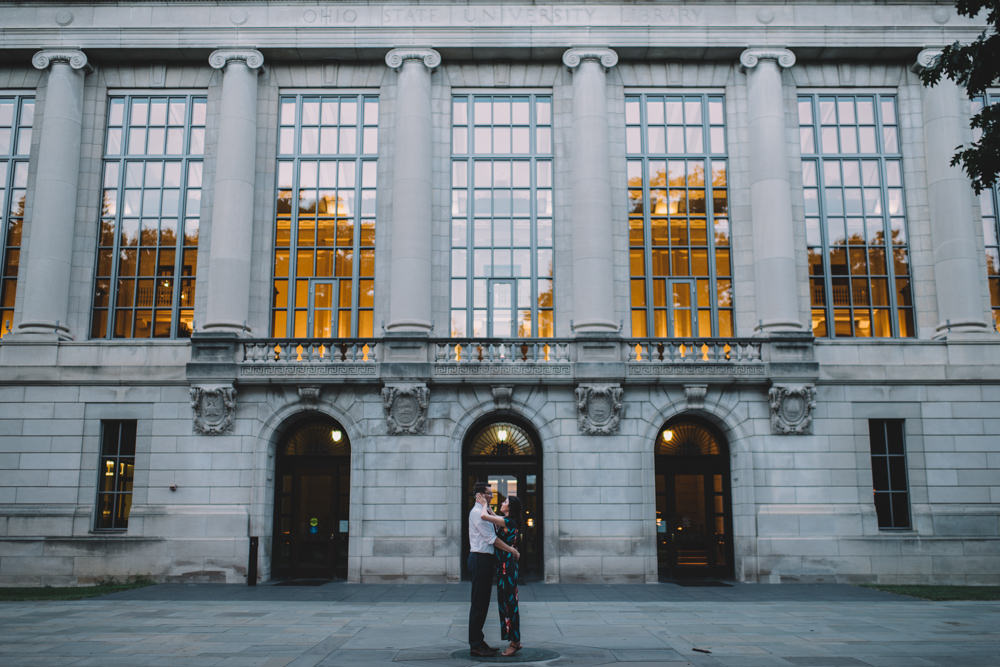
[15,50,90,339]
[563,47,620,334]
[384,48,440,335]
[201,49,263,335]
[739,48,808,335]
[913,49,994,339]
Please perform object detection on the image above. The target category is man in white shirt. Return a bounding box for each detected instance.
[467,481,518,657]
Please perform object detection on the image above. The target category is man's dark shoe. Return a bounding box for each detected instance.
[470,645,498,657]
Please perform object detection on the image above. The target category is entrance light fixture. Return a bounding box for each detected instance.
[662,430,674,442]
[330,429,343,442]
[497,429,508,443]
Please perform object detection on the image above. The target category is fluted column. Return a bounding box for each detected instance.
[384,48,440,335]
[563,47,619,334]
[740,48,808,334]
[16,50,90,339]
[914,49,993,338]
[201,49,263,334]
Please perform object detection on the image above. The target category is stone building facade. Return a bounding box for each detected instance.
[0,2,998,585]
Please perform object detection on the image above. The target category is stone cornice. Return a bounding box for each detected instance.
[384,47,441,70]
[912,47,942,72]
[562,47,618,69]
[31,49,89,71]
[208,48,264,70]
[739,47,796,70]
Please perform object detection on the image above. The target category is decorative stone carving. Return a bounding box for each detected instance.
[492,385,513,410]
[208,48,264,70]
[913,48,943,72]
[562,47,619,69]
[382,383,429,434]
[768,384,816,435]
[384,47,441,70]
[576,384,623,435]
[738,47,796,70]
[298,385,321,403]
[190,385,237,435]
[684,384,708,410]
[32,49,89,71]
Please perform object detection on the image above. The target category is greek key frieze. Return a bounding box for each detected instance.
[240,364,377,377]
[433,364,571,376]
[627,363,766,376]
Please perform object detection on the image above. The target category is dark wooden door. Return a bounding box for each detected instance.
[273,456,349,579]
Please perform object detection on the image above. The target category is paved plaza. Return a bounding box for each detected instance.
[1,583,998,666]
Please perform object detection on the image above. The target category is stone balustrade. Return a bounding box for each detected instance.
[626,338,763,364]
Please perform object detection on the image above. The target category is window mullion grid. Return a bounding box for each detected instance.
[287,95,303,338]
[874,95,899,337]
[107,98,131,338]
[465,156,474,337]
[704,103,720,338]
[638,95,656,339]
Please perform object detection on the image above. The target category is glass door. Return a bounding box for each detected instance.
[668,278,697,337]
[655,463,732,580]
[308,279,337,338]
[489,279,516,338]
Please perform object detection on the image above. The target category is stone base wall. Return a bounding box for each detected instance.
[1,373,998,585]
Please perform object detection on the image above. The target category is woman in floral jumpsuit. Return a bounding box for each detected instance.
[481,495,523,656]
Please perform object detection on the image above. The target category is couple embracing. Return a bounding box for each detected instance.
[467,481,524,658]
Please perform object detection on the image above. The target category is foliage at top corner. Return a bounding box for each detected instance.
[917,0,1000,194]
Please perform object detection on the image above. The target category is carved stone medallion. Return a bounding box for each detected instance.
[190,384,237,435]
[576,384,623,435]
[382,383,429,434]
[768,384,817,435]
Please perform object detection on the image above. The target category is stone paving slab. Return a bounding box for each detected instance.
[0,584,998,666]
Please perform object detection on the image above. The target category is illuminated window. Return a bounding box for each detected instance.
[626,93,733,338]
[92,94,205,338]
[799,93,914,337]
[450,94,553,338]
[95,420,137,531]
[868,419,911,529]
[272,94,377,338]
[0,94,33,338]
[973,92,1000,332]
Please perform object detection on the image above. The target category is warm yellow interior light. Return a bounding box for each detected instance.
[331,430,343,443]
[497,429,508,443]
[105,460,114,477]
[662,430,674,442]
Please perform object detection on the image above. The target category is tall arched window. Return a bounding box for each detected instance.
[799,93,914,337]
[271,94,378,338]
[91,94,205,338]
[0,94,32,338]
[973,92,1000,333]
[450,94,554,338]
[626,93,733,338]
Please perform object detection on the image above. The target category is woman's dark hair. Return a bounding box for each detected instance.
[505,495,523,531]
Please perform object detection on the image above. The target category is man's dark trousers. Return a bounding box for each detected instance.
[468,552,495,648]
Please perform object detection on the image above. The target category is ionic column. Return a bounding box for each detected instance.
[740,48,808,334]
[384,48,440,335]
[563,47,620,334]
[914,49,993,338]
[201,49,263,334]
[16,50,90,339]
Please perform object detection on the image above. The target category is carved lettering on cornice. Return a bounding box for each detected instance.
[385,47,441,70]
[562,47,619,70]
[32,49,89,71]
[208,49,264,70]
[739,48,796,71]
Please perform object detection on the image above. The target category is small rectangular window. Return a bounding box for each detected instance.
[868,419,911,529]
[95,420,137,531]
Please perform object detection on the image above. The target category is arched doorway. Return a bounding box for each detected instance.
[462,417,543,580]
[655,417,734,580]
[272,415,350,580]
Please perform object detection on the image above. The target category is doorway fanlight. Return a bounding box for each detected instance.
[469,422,534,457]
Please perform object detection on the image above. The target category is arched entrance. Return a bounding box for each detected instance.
[272,415,350,580]
[655,417,734,580]
[462,417,543,580]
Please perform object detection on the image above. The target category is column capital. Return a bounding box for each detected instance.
[385,47,441,71]
[208,48,264,70]
[562,47,618,70]
[739,47,796,71]
[32,49,89,71]
[912,48,943,73]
